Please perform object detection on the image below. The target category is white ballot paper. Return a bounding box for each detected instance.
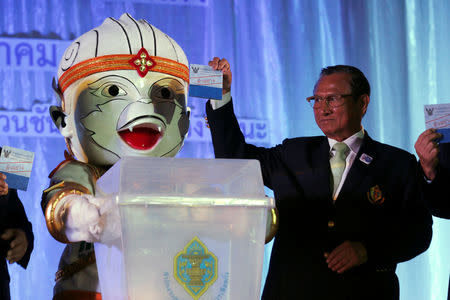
[189,64,223,100]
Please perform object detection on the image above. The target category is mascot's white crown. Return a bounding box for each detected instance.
[57,13,189,94]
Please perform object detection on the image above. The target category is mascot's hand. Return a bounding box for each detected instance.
[97,196,122,245]
[64,194,104,243]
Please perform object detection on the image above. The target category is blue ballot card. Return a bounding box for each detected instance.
[424,103,450,144]
[189,64,223,100]
[0,146,34,191]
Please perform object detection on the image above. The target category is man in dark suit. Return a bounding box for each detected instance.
[415,129,450,299]
[205,58,432,300]
[0,173,34,300]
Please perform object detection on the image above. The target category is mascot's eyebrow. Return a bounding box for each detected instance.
[109,17,132,54]
[126,13,143,48]
[87,75,139,93]
[151,77,185,91]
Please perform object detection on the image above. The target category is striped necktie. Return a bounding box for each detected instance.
[330,142,349,196]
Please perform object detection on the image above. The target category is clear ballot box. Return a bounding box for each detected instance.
[94,157,274,300]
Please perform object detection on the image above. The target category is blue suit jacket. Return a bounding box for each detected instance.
[206,100,432,300]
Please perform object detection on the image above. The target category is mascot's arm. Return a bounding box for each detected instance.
[42,160,104,243]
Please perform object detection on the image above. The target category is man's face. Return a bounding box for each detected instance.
[313,73,367,141]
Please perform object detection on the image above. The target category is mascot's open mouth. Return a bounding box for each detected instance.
[117,118,165,150]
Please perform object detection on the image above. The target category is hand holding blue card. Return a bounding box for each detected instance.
[424,103,450,144]
[0,146,34,191]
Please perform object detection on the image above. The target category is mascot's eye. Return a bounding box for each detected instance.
[108,85,119,96]
[161,87,171,99]
[101,84,126,97]
[152,86,174,100]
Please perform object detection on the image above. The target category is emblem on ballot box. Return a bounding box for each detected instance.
[174,236,218,299]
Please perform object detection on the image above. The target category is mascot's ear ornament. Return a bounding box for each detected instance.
[50,13,191,167]
[50,78,67,129]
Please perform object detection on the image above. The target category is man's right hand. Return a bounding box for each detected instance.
[208,57,232,94]
[415,128,442,181]
[325,241,368,273]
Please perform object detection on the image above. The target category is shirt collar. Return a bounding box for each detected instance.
[328,127,365,155]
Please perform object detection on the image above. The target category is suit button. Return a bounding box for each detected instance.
[328,220,335,228]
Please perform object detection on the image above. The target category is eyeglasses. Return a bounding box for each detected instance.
[306,94,353,109]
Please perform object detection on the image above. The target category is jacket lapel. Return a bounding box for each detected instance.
[337,133,377,200]
[300,137,333,200]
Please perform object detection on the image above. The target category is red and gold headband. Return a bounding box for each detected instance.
[58,48,189,93]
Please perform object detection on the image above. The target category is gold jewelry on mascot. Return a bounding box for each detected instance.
[44,181,92,243]
[265,207,279,244]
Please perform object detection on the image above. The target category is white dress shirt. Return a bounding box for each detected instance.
[210,92,232,110]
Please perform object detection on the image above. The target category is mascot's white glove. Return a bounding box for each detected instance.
[62,193,121,245]
[63,194,104,243]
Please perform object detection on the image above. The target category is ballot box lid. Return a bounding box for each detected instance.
[96,157,273,207]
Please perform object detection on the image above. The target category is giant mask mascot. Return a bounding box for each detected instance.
[41,13,190,300]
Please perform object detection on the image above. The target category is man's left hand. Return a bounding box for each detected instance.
[325,241,368,273]
[0,172,8,196]
[1,229,28,264]
[208,57,232,95]
[415,128,442,181]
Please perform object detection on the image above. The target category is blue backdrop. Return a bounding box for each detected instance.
[0,0,449,299]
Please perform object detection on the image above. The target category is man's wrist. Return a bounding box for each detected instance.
[209,92,231,110]
[419,160,437,182]
[354,241,368,264]
[422,167,437,182]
